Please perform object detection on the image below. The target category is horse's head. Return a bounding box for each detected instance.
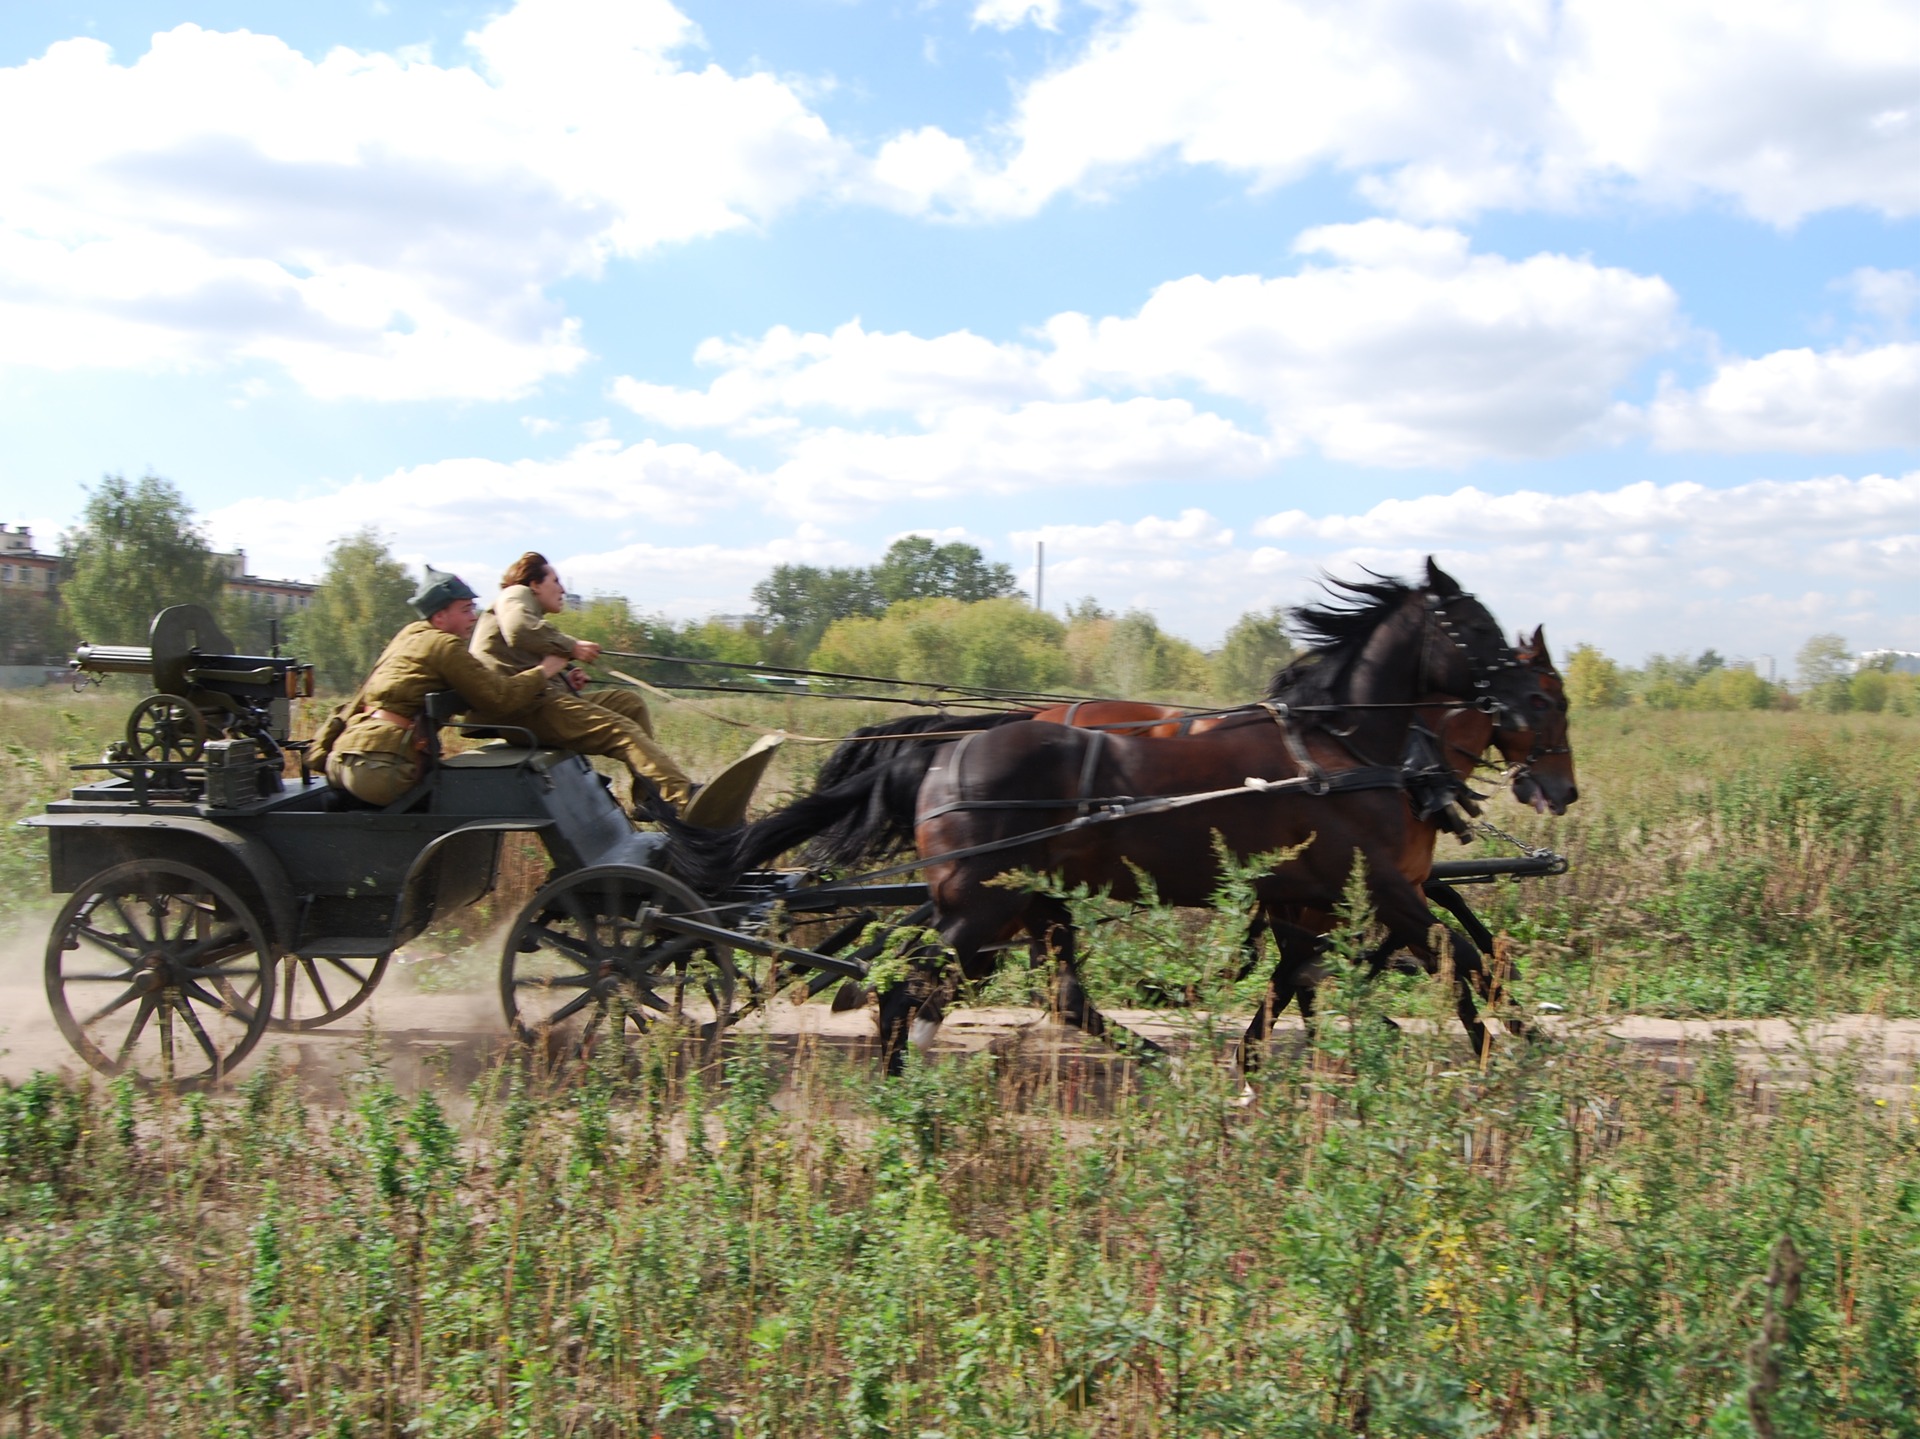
[1496,624,1578,815]
[1417,559,1552,734]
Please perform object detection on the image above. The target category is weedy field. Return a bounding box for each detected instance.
[3,686,1920,1435]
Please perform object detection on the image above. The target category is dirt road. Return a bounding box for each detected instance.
[8,959,1920,1103]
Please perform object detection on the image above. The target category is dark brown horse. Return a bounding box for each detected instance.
[1236,626,1574,1065]
[730,560,1553,1067]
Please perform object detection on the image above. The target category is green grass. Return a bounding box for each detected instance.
[4,954,1918,1436]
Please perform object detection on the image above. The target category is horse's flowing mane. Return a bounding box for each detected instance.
[1264,573,1418,709]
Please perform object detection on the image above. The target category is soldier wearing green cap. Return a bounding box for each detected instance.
[316,566,569,806]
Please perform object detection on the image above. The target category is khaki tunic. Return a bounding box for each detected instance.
[468,587,692,806]
[472,586,578,697]
[325,621,550,804]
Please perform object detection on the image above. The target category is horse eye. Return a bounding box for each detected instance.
[1528,694,1550,711]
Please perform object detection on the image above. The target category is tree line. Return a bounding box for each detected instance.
[1563,633,1920,713]
[21,471,1913,712]
[13,474,1294,700]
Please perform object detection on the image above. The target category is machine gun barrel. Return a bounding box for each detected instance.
[72,644,156,677]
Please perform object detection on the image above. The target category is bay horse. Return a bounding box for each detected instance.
[730,560,1552,1067]
[1235,625,1574,1067]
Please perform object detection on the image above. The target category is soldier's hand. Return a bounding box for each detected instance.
[565,667,590,692]
[572,640,602,663]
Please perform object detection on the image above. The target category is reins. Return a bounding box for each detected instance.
[830,764,1415,887]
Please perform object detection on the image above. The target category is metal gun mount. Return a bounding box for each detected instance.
[72,603,316,768]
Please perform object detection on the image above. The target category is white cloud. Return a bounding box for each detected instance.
[1071,222,1674,465]
[880,0,1920,225]
[765,398,1274,518]
[1650,344,1920,453]
[556,526,866,619]
[972,0,1065,31]
[204,437,754,580]
[1842,267,1920,338]
[616,225,1676,471]
[611,319,1065,429]
[1018,470,1920,659]
[0,1,848,399]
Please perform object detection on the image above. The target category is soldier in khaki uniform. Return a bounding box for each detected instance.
[469,552,694,809]
[322,568,568,806]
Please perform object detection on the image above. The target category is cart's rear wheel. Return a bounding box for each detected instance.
[127,693,209,764]
[501,865,736,1051]
[46,860,275,1089]
[228,951,392,1031]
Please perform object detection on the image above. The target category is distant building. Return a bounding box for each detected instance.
[1857,649,1920,675]
[0,525,60,594]
[212,549,317,614]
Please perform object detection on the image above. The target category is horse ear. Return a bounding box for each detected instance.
[1423,556,1461,596]
[1529,624,1550,659]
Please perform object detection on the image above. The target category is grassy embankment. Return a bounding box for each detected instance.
[4,688,1920,1434]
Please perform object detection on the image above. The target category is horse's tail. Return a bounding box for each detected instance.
[650,711,1036,886]
[802,710,1036,869]
[812,710,1033,792]
[731,764,901,873]
[636,797,747,895]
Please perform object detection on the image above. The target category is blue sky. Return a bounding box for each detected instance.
[2,0,1918,671]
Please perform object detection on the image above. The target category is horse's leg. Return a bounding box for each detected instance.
[1422,882,1533,1039]
[1368,878,1494,1056]
[874,885,1032,1074]
[1234,911,1269,982]
[1424,880,1495,954]
[1031,896,1166,1060]
[1238,917,1323,1072]
[874,980,919,1077]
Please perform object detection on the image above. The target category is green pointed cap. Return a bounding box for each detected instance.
[410,566,477,618]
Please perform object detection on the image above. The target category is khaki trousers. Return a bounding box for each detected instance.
[326,749,419,807]
[477,690,692,807]
[586,686,658,736]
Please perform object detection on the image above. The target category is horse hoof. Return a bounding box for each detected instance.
[830,980,869,1012]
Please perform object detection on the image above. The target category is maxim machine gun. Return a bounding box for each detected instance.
[72,604,315,801]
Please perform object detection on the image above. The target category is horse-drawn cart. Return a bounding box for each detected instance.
[27,598,1569,1089]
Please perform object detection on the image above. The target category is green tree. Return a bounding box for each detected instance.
[1681,665,1775,711]
[1564,643,1626,710]
[870,536,1019,606]
[296,530,414,691]
[750,538,1019,664]
[1796,633,1851,688]
[0,590,72,666]
[814,597,1069,692]
[218,592,290,655]
[60,473,223,645]
[1212,607,1296,700]
[567,598,770,683]
[1850,668,1890,713]
[750,564,882,663]
[1796,633,1853,713]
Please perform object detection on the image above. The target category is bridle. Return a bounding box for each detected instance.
[1265,585,1538,783]
[1424,589,1534,732]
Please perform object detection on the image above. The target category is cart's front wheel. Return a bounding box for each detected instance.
[45,859,275,1089]
[501,865,737,1051]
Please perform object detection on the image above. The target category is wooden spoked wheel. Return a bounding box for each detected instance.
[45,860,275,1089]
[126,693,210,764]
[229,951,392,1031]
[500,865,737,1051]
